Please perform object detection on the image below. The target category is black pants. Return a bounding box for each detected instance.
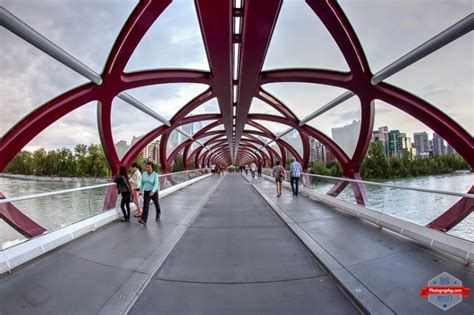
[142,190,161,223]
[120,192,131,220]
[290,177,300,196]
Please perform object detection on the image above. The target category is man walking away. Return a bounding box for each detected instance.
[250,162,257,179]
[290,158,302,197]
[257,161,262,179]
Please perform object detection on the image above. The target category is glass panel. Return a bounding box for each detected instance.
[339,0,472,73]
[0,0,137,73]
[243,124,261,133]
[373,99,431,160]
[186,98,221,116]
[261,83,349,120]
[111,97,164,160]
[251,120,288,134]
[207,124,225,132]
[448,213,474,242]
[306,96,361,158]
[125,0,210,71]
[124,83,209,120]
[385,34,473,135]
[21,102,101,152]
[263,0,348,71]
[249,98,284,117]
[0,219,27,250]
[0,28,89,137]
[167,129,189,157]
[281,130,303,159]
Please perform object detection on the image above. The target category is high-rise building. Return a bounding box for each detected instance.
[309,136,327,163]
[145,140,160,163]
[413,132,430,158]
[388,130,411,158]
[372,126,389,155]
[432,133,446,157]
[309,137,317,162]
[331,120,360,157]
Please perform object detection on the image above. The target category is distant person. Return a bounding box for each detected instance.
[289,158,302,197]
[139,162,161,226]
[130,162,143,217]
[211,164,216,176]
[250,162,257,179]
[245,164,249,175]
[257,161,262,179]
[114,166,132,222]
[272,161,285,197]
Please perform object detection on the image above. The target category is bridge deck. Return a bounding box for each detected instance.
[0,173,472,314]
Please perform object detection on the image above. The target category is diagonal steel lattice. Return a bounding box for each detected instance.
[0,0,472,237]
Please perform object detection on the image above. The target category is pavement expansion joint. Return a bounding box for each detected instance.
[155,274,327,285]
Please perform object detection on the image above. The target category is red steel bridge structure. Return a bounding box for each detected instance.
[0,1,473,241]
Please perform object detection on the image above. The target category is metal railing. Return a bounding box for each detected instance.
[261,168,473,241]
[0,169,209,249]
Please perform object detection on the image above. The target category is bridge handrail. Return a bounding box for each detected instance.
[0,168,210,204]
[263,169,473,199]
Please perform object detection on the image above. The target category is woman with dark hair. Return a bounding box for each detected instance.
[114,166,132,222]
[130,162,143,217]
[139,161,161,226]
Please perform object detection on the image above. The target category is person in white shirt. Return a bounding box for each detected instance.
[289,158,302,197]
[250,162,257,179]
[130,162,143,217]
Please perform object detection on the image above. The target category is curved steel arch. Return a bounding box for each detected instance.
[0,0,471,237]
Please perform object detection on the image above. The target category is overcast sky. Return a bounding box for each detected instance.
[0,0,472,159]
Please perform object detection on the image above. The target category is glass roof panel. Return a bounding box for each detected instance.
[248,98,284,117]
[124,83,209,120]
[167,128,189,157]
[385,33,473,135]
[112,97,164,160]
[250,120,288,135]
[207,124,225,132]
[185,98,221,117]
[263,0,348,71]
[339,0,472,73]
[261,83,349,120]
[306,96,361,158]
[0,28,88,137]
[0,0,137,74]
[19,101,101,152]
[125,0,210,72]
[281,130,303,159]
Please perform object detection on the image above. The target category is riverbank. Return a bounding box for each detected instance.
[0,173,109,183]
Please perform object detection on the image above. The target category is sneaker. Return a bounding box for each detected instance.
[156,213,161,221]
[134,214,141,218]
[138,219,147,227]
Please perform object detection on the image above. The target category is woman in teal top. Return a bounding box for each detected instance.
[139,161,161,226]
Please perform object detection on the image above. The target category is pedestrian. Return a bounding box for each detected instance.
[257,161,262,179]
[250,161,257,179]
[211,164,216,176]
[130,162,143,217]
[289,158,302,196]
[139,161,161,226]
[113,166,132,222]
[272,161,285,197]
[245,164,249,175]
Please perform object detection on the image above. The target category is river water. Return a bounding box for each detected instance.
[0,172,472,248]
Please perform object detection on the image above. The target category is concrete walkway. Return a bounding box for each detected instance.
[130,174,358,314]
[0,176,221,314]
[248,174,474,314]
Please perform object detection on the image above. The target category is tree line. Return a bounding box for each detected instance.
[307,142,470,180]
[3,142,469,180]
[4,144,112,178]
